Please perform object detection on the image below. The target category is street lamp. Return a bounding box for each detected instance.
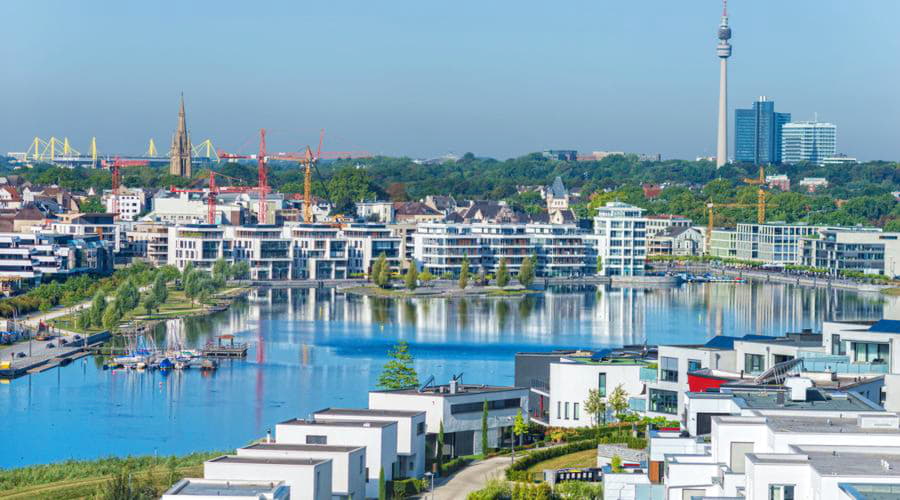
[424,472,434,500]
[506,416,515,464]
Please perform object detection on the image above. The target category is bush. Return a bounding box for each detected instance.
[555,481,603,499]
[442,456,472,475]
[391,478,427,499]
[506,440,596,480]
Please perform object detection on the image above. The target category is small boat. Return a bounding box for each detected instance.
[199,358,218,371]
[158,358,174,371]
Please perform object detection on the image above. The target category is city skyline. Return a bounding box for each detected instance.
[1,0,897,161]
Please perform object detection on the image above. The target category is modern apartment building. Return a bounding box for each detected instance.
[735,223,823,264]
[734,96,791,165]
[288,224,348,280]
[126,222,170,266]
[104,188,146,222]
[592,202,648,276]
[645,215,692,238]
[231,225,292,280]
[0,232,113,282]
[527,223,591,277]
[341,224,402,277]
[800,229,900,277]
[167,224,230,272]
[781,121,837,165]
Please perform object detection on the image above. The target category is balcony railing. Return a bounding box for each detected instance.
[640,367,658,382]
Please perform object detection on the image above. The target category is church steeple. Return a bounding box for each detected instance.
[169,93,192,177]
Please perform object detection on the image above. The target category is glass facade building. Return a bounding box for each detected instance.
[781,121,838,165]
[734,97,791,165]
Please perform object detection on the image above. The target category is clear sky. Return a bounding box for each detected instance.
[1,0,897,161]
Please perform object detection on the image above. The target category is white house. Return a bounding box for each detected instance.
[274,418,398,499]
[237,443,366,500]
[162,478,290,500]
[313,408,426,480]
[203,455,332,500]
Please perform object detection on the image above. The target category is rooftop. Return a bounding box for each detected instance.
[868,320,900,334]
[802,447,900,477]
[166,478,286,497]
[839,482,900,499]
[208,455,330,466]
[243,443,362,453]
[278,418,394,428]
[372,384,526,397]
[690,388,881,412]
[765,415,899,434]
[315,408,424,418]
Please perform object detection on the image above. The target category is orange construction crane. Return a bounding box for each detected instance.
[742,165,768,224]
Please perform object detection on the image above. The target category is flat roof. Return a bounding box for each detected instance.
[807,448,900,477]
[766,416,900,435]
[171,479,285,497]
[315,408,424,418]
[372,384,526,397]
[243,443,363,453]
[839,482,900,499]
[208,455,329,466]
[690,389,881,411]
[278,418,394,428]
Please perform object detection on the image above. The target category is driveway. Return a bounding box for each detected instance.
[422,456,513,499]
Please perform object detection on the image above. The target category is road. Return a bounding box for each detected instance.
[422,456,512,500]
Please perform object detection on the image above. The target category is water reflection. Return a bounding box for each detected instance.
[0,282,890,468]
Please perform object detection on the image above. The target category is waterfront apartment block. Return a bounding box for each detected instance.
[800,228,900,278]
[125,222,170,267]
[591,201,648,276]
[203,455,332,500]
[735,222,822,264]
[288,224,349,279]
[0,232,113,283]
[236,443,366,500]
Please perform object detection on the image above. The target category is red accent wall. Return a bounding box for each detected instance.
[688,373,729,393]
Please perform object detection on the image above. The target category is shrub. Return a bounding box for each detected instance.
[442,456,472,475]
[391,478,427,499]
[556,481,603,499]
[505,440,596,480]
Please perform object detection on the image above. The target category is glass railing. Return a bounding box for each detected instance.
[801,360,888,374]
[628,397,647,412]
[640,367,658,382]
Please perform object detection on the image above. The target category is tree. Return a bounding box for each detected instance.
[611,455,623,473]
[377,341,419,389]
[76,309,92,331]
[152,273,168,304]
[513,408,527,447]
[404,262,418,291]
[89,291,107,327]
[596,255,603,275]
[496,257,510,287]
[436,420,445,473]
[114,280,139,315]
[378,467,386,500]
[480,400,489,458]
[79,196,105,213]
[212,258,230,280]
[102,303,121,331]
[584,388,607,426]
[517,255,535,287]
[142,294,159,316]
[608,384,629,419]
[419,268,435,286]
[231,261,250,280]
[459,255,470,289]
[372,253,389,288]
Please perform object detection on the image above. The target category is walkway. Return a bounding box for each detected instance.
[422,456,513,500]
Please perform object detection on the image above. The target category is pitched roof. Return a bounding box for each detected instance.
[869,320,900,334]
[394,201,440,216]
[548,177,568,198]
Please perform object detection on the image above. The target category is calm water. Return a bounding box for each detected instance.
[0,283,891,468]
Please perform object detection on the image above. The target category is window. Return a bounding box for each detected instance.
[598,373,607,397]
[687,359,702,372]
[648,389,678,415]
[744,354,765,374]
[306,435,327,445]
[660,357,678,382]
[852,342,890,363]
[557,401,561,419]
[768,484,795,500]
[451,398,521,415]
[573,402,580,420]
[417,422,426,435]
[564,402,570,420]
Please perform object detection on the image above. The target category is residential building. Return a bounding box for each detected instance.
[766,174,791,191]
[782,121,837,165]
[288,224,348,279]
[0,232,113,282]
[203,455,331,500]
[592,202,647,276]
[355,201,395,223]
[799,177,829,193]
[542,150,577,161]
[162,478,290,500]
[51,212,122,252]
[648,226,704,257]
[313,408,426,480]
[392,202,442,224]
[527,223,591,277]
[342,223,402,276]
[708,228,737,257]
[422,195,457,214]
[149,192,246,226]
[515,350,585,424]
[0,186,22,209]
[167,225,230,272]
[734,96,791,165]
[800,229,900,277]
[104,187,146,221]
[735,222,823,264]
[545,177,570,212]
[413,222,484,277]
[231,225,292,280]
[369,381,528,458]
[125,222,170,266]
[645,215,692,238]
[236,443,366,500]
[824,320,900,412]
[274,418,397,499]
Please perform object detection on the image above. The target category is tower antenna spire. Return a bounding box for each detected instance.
[723,0,728,17]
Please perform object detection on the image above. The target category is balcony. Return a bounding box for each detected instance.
[640,366,658,382]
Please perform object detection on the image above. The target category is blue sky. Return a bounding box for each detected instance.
[1,0,897,160]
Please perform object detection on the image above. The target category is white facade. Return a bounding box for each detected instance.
[104,188,145,221]
[162,478,290,500]
[592,202,647,276]
[274,419,398,499]
[288,224,349,279]
[204,455,332,500]
[237,443,366,500]
[646,344,737,419]
[782,121,837,166]
[547,357,649,428]
[313,408,426,480]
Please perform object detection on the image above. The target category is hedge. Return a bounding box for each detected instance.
[442,456,472,476]
[505,440,596,481]
[391,478,427,499]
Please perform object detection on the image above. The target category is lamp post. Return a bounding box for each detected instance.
[424,471,434,500]
[506,416,515,464]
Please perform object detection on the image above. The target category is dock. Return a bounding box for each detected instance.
[201,335,248,358]
[0,332,110,379]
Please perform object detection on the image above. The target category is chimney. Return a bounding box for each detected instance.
[450,378,458,394]
[266,429,272,443]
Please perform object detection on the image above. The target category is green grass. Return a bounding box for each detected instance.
[881,287,900,296]
[525,449,597,473]
[486,289,539,296]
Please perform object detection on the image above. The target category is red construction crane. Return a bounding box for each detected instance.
[107,157,147,219]
[257,129,269,224]
[170,170,252,224]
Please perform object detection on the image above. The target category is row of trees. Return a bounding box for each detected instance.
[584,384,630,426]
[369,254,537,292]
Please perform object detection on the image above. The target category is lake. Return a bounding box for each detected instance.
[0,282,890,468]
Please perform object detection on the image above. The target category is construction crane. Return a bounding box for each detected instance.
[108,157,147,219]
[267,129,371,223]
[257,129,269,224]
[170,170,252,224]
[705,202,756,253]
[146,139,158,157]
[743,165,768,224]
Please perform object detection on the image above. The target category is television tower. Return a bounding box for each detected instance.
[715,0,732,168]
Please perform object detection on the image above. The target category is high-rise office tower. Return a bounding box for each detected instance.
[715,1,732,168]
[735,96,791,165]
[169,95,192,177]
[781,121,837,166]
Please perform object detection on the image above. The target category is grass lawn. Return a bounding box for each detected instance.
[525,449,597,473]
[881,287,900,296]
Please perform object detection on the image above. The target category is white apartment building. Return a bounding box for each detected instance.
[824,319,900,411]
[313,408,426,480]
[735,223,823,264]
[274,418,398,499]
[104,188,145,221]
[0,232,113,282]
[162,478,290,499]
[231,225,292,280]
[204,455,332,500]
[369,381,528,458]
[356,202,395,224]
[800,229,900,278]
[167,225,230,272]
[288,224,349,280]
[341,224,402,277]
[782,121,837,166]
[237,443,366,500]
[51,213,123,252]
[592,202,647,276]
[413,222,484,277]
[527,223,590,277]
[646,215,692,238]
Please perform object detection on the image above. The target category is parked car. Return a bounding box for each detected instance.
[16,352,25,358]
[46,343,55,348]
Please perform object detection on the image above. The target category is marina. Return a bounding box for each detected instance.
[0,282,891,468]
